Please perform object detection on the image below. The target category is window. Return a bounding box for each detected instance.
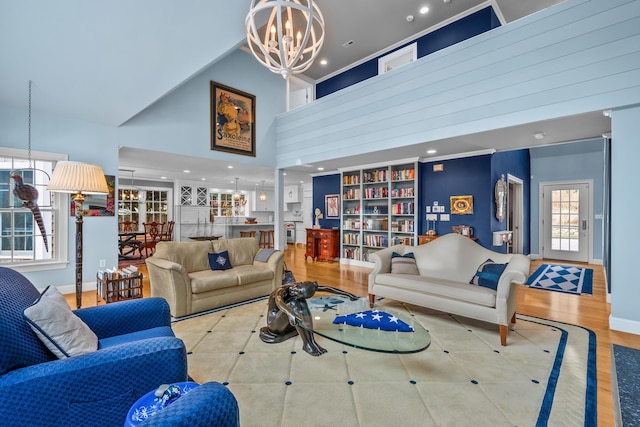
[145,190,168,223]
[0,148,68,270]
[378,43,417,75]
[118,187,170,226]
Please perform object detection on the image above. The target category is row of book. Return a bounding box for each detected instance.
[391,202,415,214]
[363,169,388,183]
[390,187,414,198]
[343,247,361,260]
[391,169,415,181]
[343,188,361,200]
[342,233,361,245]
[364,187,388,199]
[97,265,141,280]
[391,219,415,233]
[363,234,389,248]
[343,174,360,185]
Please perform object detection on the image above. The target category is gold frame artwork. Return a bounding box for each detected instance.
[450,195,473,215]
[210,81,256,157]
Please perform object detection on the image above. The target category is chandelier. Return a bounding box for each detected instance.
[246,0,325,79]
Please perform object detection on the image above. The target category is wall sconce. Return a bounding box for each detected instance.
[492,231,513,246]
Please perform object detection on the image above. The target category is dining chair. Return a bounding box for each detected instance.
[119,221,144,258]
[142,222,163,257]
[161,220,175,241]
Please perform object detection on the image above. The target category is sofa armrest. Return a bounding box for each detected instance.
[146,257,192,318]
[495,254,530,324]
[0,337,188,427]
[74,297,171,339]
[137,382,239,427]
[368,246,400,290]
[254,250,284,290]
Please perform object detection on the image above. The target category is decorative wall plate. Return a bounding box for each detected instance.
[450,195,473,214]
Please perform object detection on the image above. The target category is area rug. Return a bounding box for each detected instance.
[612,344,640,426]
[172,297,596,427]
[526,264,593,295]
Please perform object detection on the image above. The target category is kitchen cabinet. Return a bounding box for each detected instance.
[252,190,274,211]
[284,185,300,203]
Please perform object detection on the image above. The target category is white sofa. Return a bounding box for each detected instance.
[368,233,530,345]
[146,238,284,318]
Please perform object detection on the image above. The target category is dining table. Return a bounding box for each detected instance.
[118,231,145,260]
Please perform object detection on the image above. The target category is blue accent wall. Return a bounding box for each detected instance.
[316,7,500,98]
[492,149,531,254]
[312,174,341,230]
[420,155,493,246]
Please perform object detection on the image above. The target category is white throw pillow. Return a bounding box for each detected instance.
[23,286,98,358]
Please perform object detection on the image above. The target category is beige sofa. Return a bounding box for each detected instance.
[146,238,284,318]
[368,233,530,345]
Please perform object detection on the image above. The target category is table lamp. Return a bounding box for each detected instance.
[47,161,109,308]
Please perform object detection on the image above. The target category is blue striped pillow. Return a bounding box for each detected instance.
[470,259,507,291]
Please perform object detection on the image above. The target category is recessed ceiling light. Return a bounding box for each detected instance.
[201,178,206,181]
[283,172,287,176]
[443,0,451,4]
[317,167,324,171]
[426,149,437,154]
[320,59,328,65]
[161,176,167,179]
[184,170,190,173]
[420,6,429,14]
[227,165,233,169]
[534,132,546,140]
[300,180,304,183]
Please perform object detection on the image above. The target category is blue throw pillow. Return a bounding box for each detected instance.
[470,259,508,291]
[208,251,232,271]
[391,252,418,275]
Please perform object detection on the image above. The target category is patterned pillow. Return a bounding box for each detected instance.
[23,286,98,358]
[208,251,233,271]
[470,259,508,291]
[391,252,419,275]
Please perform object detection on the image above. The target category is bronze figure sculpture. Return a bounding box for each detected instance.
[259,281,359,356]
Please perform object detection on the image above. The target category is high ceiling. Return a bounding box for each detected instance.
[1,0,609,190]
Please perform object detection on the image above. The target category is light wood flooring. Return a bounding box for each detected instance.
[70,243,640,426]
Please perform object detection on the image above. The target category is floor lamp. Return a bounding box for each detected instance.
[47,161,109,309]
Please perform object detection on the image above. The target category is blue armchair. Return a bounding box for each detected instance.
[0,266,190,427]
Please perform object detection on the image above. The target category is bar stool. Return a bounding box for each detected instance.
[258,230,274,248]
[240,231,256,238]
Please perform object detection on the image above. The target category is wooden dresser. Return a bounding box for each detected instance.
[305,228,340,263]
[417,234,439,245]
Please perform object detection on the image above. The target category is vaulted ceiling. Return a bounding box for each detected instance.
[2,0,609,188]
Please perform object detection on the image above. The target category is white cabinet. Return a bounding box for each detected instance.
[284,185,300,203]
[252,190,274,212]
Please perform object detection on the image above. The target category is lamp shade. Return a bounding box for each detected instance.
[47,161,109,194]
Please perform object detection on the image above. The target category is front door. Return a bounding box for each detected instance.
[542,182,590,262]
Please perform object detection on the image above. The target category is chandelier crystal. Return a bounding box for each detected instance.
[246,0,325,79]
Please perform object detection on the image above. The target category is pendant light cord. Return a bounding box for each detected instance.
[28,80,32,169]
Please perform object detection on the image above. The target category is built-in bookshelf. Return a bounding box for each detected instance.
[340,160,418,266]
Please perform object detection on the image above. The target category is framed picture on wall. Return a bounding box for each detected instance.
[325,194,340,218]
[210,81,256,157]
[450,195,473,215]
[71,174,115,216]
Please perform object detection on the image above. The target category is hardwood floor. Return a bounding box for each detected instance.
[71,243,640,425]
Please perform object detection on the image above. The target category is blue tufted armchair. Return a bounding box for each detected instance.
[0,266,237,427]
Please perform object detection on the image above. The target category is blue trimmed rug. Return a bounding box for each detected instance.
[173,297,597,426]
[526,264,593,295]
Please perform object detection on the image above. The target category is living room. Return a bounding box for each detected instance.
[2,0,640,425]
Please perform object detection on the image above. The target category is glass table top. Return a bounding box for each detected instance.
[299,296,431,353]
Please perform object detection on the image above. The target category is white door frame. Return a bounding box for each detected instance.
[507,174,524,254]
[538,180,594,263]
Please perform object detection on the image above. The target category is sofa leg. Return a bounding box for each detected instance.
[511,313,516,324]
[499,325,508,346]
[368,294,375,308]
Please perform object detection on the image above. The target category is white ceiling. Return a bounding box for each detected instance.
[2,0,609,190]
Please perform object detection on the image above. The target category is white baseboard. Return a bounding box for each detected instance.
[529,253,541,260]
[609,315,640,336]
[56,281,96,296]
